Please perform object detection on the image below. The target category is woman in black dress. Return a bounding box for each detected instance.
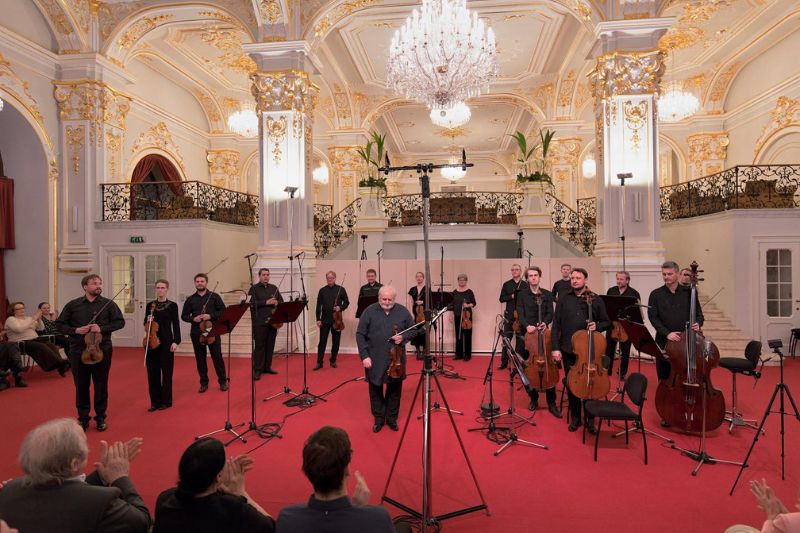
[452,274,476,361]
[144,279,181,411]
[408,271,428,359]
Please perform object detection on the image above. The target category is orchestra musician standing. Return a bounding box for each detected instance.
[181,274,227,393]
[248,268,284,379]
[551,268,610,433]
[647,261,704,427]
[452,274,476,361]
[143,279,181,411]
[56,274,125,432]
[498,264,525,370]
[605,271,640,382]
[358,269,383,300]
[516,266,562,418]
[551,263,573,301]
[408,271,428,360]
[315,271,349,370]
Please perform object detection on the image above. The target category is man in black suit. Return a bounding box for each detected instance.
[0,418,150,533]
[248,268,284,379]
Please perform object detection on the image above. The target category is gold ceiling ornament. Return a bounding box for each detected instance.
[131,121,186,172]
[0,53,46,128]
[117,14,174,49]
[658,0,732,52]
[193,89,224,133]
[333,84,351,121]
[530,83,555,115]
[569,0,592,22]
[65,0,92,34]
[590,50,665,99]
[207,149,240,188]
[312,0,380,41]
[435,126,471,139]
[754,96,800,157]
[251,69,317,115]
[37,0,76,36]
[558,71,577,108]
[200,25,257,75]
[658,26,704,52]
[706,62,737,105]
[198,10,239,25]
[258,0,283,25]
[574,81,592,111]
[53,80,132,144]
[98,1,144,42]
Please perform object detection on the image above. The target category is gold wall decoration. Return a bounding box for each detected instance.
[687,131,728,178]
[0,53,46,128]
[251,69,317,115]
[530,83,554,115]
[754,96,800,158]
[131,122,186,173]
[328,145,361,172]
[548,138,582,167]
[66,126,85,176]
[198,10,238,25]
[65,0,92,34]
[706,63,738,111]
[200,25,257,75]
[258,0,282,25]
[105,130,122,181]
[591,50,665,99]
[623,100,648,153]
[207,149,240,188]
[558,71,576,109]
[312,0,379,41]
[193,89,224,133]
[266,116,288,165]
[53,80,132,145]
[49,158,59,183]
[333,84,351,122]
[659,0,732,52]
[37,0,76,36]
[117,15,174,49]
[98,1,143,42]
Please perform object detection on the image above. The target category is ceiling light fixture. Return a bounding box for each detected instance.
[430,101,472,129]
[440,156,467,182]
[227,101,258,138]
[312,164,329,185]
[582,156,597,179]
[658,81,700,122]
[387,0,498,111]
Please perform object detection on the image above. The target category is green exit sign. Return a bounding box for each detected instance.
[130,236,145,243]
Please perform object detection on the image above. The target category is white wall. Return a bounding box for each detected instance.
[1,1,57,52]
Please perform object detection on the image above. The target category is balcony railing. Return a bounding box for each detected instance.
[382,191,523,227]
[660,165,799,221]
[313,204,333,230]
[101,181,259,226]
[546,193,596,256]
[314,198,361,257]
[576,196,597,225]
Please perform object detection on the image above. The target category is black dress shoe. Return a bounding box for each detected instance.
[96,421,108,432]
[528,401,538,412]
[199,384,208,393]
[147,405,158,412]
[220,382,229,392]
[453,355,463,360]
[568,419,582,432]
[158,404,171,410]
[498,362,508,370]
[264,369,278,375]
[330,361,337,368]
[253,372,262,381]
[548,403,563,419]
[387,421,398,431]
[313,363,323,371]
[78,419,89,431]
[14,376,28,388]
[586,421,597,435]
[373,423,384,433]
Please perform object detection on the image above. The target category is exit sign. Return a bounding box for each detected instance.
[130,236,145,243]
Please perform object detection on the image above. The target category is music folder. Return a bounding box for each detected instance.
[208,303,248,338]
[268,300,305,326]
[619,320,666,361]
[599,294,641,323]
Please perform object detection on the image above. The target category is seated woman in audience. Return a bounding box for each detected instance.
[35,302,69,350]
[0,329,27,390]
[4,302,69,376]
[153,438,274,533]
[750,478,800,532]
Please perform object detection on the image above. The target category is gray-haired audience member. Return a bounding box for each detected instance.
[153,438,274,533]
[0,418,150,533]
[277,426,400,533]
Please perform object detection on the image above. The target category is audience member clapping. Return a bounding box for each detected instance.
[750,478,800,533]
[36,302,69,350]
[0,418,150,533]
[153,438,274,533]
[4,302,69,376]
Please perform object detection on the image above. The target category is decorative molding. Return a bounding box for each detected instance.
[106,130,123,181]
[207,149,240,189]
[591,50,665,99]
[116,15,174,50]
[53,80,131,145]
[623,100,648,153]
[266,116,287,165]
[311,0,380,42]
[251,69,317,115]
[687,131,728,178]
[200,25,256,75]
[0,53,46,134]
[557,71,576,109]
[131,122,186,173]
[193,88,224,134]
[705,63,738,113]
[66,125,85,176]
[328,145,361,173]
[258,0,283,25]
[754,96,800,157]
[548,137,582,167]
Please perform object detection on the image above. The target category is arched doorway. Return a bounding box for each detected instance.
[129,153,184,220]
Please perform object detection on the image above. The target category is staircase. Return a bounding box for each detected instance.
[699,295,751,358]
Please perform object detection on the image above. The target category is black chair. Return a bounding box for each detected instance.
[559,355,613,424]
[719,340,762,433]
[582,372,648,464]
[790,328,800,358]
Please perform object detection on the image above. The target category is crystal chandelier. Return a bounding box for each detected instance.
[440,158,466,182]
[658,81,699,122]
[387,0,498,111]
[0,97,4,112]
[312,164,329,185]
[227,101,258,137]
[581,156,596,179]
[430,101,471,129]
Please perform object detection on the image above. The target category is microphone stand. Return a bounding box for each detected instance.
[616,173,630,272]
[377,249,383,283]
[433,245,460,381]
[516,231,523,259]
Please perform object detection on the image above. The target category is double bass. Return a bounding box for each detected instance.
[655,262,725,433]
[523,293,559,391]
[567,291,610,400]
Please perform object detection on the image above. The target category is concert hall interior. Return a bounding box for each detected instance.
[1,1,799,532]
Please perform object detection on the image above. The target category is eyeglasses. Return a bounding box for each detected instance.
[14,306,25,311]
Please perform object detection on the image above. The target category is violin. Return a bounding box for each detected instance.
[567,291,610,400]
[523,293,559,391]
[610,320,629,343]
[460,303,473,331]
[655,261,725,433]
[199,282,219,345]
[80,286,127,365]
[143,302,161,350]
[387,325,405,379]
[265,270,288,330]
[332,274,346,332]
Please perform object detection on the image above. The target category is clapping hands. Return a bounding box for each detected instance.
[95,437,143,485]
[218,454,255,496]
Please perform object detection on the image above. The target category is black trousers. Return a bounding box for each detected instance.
[190,332,226,385]
[317,324,341,364]
[68,344,112,422]
[500,322,513,365]
[656,357,671,381]
[0,343,24,376]
[20,338,65,372]
[606,338,632,378]
[368,377,402,425]
[455,326,472,360]
[562,351,592,423]
[253,325,278,372]
[145,343,174,407]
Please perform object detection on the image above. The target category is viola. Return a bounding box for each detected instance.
[415,300,425,324]
[655,261,725,433]
[332,274,346,332]
[523,293,559,391]
[387,325,405,379]
[460,305,473,331]
[143,302,161,350]
[610,320,629,343]
[80,285,127,365]
[567,291,610,400]
[198,282,219,346]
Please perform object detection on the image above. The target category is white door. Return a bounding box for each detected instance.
[759,242,800,348]
[105,249,171,346]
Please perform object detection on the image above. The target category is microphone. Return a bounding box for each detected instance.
[244,252,256,259]
[293,251,305,259]
[525,250,533,258]
[377,248,383,257]
[625,303,652,310]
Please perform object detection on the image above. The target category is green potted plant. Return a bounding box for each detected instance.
[510,128,556,184]
[356,131,388,193]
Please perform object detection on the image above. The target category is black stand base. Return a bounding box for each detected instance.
[671,443,742,476]
[493,430,548,456]
[285,386,326,408]
[196,419,247,445]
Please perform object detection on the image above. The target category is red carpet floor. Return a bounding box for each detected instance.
[2,349,799,532]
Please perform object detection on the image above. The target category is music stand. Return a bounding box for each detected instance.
[599,295,640,323]
[196,303,248,445]
[273,300,325,407]
[356,295,378,319]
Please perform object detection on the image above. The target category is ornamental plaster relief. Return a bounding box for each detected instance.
[753,96,800,160]
[131,121,186,174]
[207,149,240,189]
[53,80,131,145]
[686,131,729,179]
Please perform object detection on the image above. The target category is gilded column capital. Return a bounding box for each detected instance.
[250,69,318,115]
[207,149,241,189]
[53,80,132,143]
[548,137,582,167]
[590,50,665,99]
[328,145,362,173]
[687,132,729,165]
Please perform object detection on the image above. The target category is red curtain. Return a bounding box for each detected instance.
[129,154,184,219]
[0,176,15,325]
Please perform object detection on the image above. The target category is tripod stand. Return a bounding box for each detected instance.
[417,306,463,419]
[730,342,800,495]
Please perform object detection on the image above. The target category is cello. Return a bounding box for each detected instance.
[655,261,725,433]
[523,292,559,391]
[567,291,610,400]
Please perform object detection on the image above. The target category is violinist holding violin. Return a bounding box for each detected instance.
[453,274,476,361]
[516,266,561,418]
[144,279,181,412]
[356,286,416,433]
[551,268,610,433]
[408,271,428,360]
[181,273,227,393]
[56,274,124,432]
[605,271,641,382]
[315,271,349,371]
[499,264,525,370]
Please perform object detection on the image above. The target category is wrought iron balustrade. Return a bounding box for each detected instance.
[381,191,523,227]
[660,165,799,221]
[545,193,596,256]
[101,180,259,226]
[576,197,597,224]
[313,204,333,230]
[314,198,361,257]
